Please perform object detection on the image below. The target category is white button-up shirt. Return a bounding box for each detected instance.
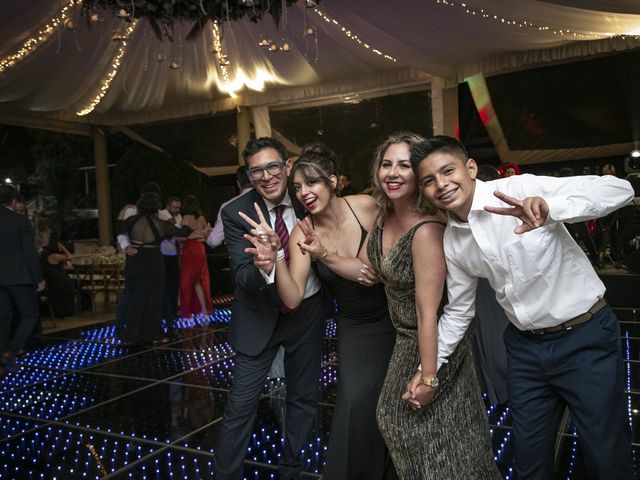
[437,174,634,368]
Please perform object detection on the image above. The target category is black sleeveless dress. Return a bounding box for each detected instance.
[118,214,191,345]
[316,201,397,480]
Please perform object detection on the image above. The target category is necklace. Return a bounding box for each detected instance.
[316,197,344,255]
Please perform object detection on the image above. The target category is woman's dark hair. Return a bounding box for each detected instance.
[137,192,162,215]
[290,143,339,195]
[182,195,201,217]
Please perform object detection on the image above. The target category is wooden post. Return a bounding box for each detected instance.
[236,107,251,165]
[93,126,112,246]
[431,78,459,137]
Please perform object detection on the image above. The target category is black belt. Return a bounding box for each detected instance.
[527,298,606,335]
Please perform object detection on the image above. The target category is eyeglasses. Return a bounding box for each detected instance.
[247,161,285,181]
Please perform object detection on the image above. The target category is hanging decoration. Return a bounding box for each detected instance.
[76,20,139,115]
[0,0,80,75]
[82,0,318,40]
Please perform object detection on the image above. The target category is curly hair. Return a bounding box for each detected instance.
[370,132,436,225]
[137,192,161,215]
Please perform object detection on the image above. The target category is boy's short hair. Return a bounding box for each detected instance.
[165,196,181,205]
[410,135,469,174]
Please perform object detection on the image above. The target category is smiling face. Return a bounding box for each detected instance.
[246,147,290,204]
[292,168,337,214]
[166,200,181,217]
[376,142,417,201]
[417,151,477,221]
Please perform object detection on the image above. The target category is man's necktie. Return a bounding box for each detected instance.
[273,205,289,264]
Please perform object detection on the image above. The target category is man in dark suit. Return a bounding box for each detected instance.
[214,138,324,480]
[0,185,45,375]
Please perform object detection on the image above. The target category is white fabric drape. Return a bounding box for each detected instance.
[0,0,638,124]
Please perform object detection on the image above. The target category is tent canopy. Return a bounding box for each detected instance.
[0,0,639,128]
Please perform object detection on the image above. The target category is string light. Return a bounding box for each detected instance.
[433,0,640,40]
[211,21,235,97]
[76,20,138,116]
[0,0,80,75]
[310,8,397,62]
[209,21,277,98]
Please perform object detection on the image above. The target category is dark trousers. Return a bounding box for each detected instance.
[162,255,180,327]
[0,285,39,354]
[504,306,633,480]
[214,294,324,480]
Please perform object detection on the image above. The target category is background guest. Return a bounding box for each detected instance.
[0,185,45,376]
[206,166,253,250]
[40,231,77,318]
[338,173,356,196]
[179,195,212,318]
[116,192,191,346]
[158,196,182,336]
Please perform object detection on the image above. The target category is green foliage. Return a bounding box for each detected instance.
[111,145,215,219]
[28,131,92,234]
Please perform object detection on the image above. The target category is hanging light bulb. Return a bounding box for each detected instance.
[305,0,317,7]
[281,40,291,52]
[89,13,103,23]
[117,9,128,18]
[156,52,165,62]
[258,37,271,47]
[64,18,76,30]
[304,25,316,37]
[169,61,180,70]
[269,42,279,52]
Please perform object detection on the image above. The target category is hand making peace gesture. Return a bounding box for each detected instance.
[484,191,549,234]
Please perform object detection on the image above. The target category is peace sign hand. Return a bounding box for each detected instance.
[238,202,281,250]
[484,191,549,234]
[296,217,325,259]
[243,233,277,273]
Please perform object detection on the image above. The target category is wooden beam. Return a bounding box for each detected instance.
[194,165,241,177]
[0,111,93,136]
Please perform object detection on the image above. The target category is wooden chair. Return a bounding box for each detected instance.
[39,295,58,328]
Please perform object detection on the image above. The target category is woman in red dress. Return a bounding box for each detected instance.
[179,195,212,317]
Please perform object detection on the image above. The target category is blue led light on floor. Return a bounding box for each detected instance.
[18,341,131,371]
[1,305,636,479]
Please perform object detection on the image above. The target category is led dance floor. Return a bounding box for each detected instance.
[0,300,638,479]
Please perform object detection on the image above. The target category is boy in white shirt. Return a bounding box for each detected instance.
[411,135,634,479]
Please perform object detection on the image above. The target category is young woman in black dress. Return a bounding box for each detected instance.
[242,143,397,480]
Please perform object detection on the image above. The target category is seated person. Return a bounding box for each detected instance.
[40,233,76,318]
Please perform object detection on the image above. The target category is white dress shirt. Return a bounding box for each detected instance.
[158,209,182,256]
[260,193,321,299]
[207,187,253,249]
[116,206,138,251]
[436,174,634,368]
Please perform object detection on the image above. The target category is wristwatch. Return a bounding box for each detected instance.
[421,376,439,389]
